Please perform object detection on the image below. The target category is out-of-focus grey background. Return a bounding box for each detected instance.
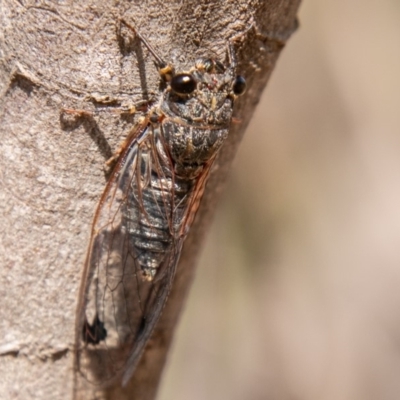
[159,1,400,399]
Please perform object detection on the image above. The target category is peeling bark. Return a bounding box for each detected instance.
[0,1,300,399]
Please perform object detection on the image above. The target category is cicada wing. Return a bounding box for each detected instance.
[75,121,181,386]
[121,239,183,386]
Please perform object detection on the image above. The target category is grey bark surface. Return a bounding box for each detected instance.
[0,1,300,399]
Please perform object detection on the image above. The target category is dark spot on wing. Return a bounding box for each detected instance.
[83,315,107,345]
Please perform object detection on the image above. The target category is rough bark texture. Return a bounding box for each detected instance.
[0,1,300,399]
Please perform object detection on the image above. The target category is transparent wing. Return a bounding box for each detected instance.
[75,119,183,386]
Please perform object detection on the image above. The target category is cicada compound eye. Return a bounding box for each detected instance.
[232,75,246,95]
[170,73,197,95]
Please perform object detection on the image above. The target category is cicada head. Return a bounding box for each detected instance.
[161,57,246,127]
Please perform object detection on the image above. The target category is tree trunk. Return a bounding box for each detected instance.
[0,1,300,399]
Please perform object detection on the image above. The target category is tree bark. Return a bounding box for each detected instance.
[0,1,300,399]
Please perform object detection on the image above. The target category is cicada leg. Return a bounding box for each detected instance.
[119,18,174,81]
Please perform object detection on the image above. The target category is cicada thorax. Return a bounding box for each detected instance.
[159,59,241,176]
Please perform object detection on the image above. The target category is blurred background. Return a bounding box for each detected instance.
[159,1,400,399]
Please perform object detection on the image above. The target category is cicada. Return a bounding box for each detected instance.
[75,20,247,387]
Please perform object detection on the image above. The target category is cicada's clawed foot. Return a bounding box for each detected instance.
[62,98,154,120]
